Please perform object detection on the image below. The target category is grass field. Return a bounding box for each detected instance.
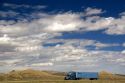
[0,69,125,83]
[0,80,125,83]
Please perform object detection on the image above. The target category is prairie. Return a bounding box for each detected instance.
[0,69,125,83]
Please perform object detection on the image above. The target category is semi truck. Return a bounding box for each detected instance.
[64,71,99,80]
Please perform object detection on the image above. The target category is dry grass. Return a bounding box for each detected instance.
[0,69,125,83]
[1,80,125,83]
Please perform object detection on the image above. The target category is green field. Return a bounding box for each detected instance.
[0,80,125,83]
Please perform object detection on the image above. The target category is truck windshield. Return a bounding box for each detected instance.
[67,72,75,76]
[67,72,72,75]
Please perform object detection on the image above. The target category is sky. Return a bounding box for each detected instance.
[0,0,125,74]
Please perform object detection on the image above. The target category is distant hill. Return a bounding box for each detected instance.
[43,70,66,76]
[0,69,125,81]
[0,69,64,81]
[99,71,125,80]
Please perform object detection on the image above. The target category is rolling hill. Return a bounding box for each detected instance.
[0,69,125,81]
[0,69,64,81]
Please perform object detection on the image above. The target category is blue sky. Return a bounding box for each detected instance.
[0,0,125,74]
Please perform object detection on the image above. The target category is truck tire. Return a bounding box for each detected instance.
[64,77,67,80]
[90,78,98,80]
[76,78,80,80]
[90,78,94,80]
[64,77,68,80]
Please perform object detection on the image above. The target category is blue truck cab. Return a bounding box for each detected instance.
[64,71,99,80]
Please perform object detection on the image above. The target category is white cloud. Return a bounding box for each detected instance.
[31,62,53,66]
[0,59,22,66]
[119,12,125,16]
[15,46,41,52]
[0,34,11,44]
[3,3,46,9]
[0,39,124,73]
[0,8,125,35]
[94,42,120,49]
[0,20,15,25]
[0,6,125,73]
[0,10,19,17]
[105,16,125,35]
[28,13,112,33]
[121,50,125,54]
[84,7,103,16]
[36,13,82,32]
[116,58,125,63]
[0,24,27,36]
[123,43,125,47]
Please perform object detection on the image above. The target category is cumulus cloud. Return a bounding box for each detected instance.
[0,5,125,73]
[0,34,16,52]
[104,16,125,35]
[0,7,125,35]
[0,38,124,73]
[84,7,104,16]
[31,62,53,66]
[121,50,125,54]
[0,34,11,44]
[94,42,120,49]
[0,23,27,36]
[41,13,82,32]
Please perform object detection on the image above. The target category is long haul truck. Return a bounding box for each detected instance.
[64,71,99,80]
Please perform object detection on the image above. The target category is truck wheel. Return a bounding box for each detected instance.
[64,77,68,80]
[75,78,79,80]
[76,78,78,80]
[90,78,94,80]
